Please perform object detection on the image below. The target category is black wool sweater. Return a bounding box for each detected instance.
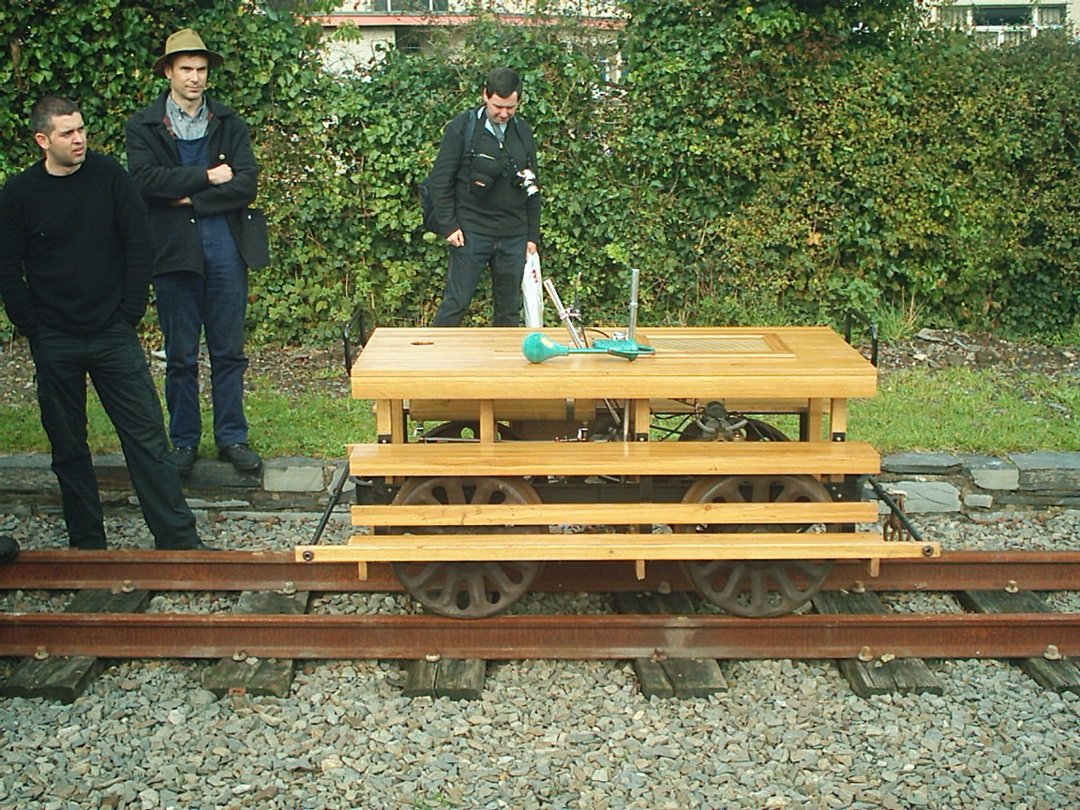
[0,151,153,338]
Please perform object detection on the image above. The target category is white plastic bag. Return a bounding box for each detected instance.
[522,251,544,328]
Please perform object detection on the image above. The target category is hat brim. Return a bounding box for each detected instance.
[153,49,224,77]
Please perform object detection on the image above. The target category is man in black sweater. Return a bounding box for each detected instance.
[0,96,208,551]
[428,67,541,326]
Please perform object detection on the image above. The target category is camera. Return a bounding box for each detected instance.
[514,168,540,197]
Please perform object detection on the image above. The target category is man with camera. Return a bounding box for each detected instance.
[427,67,541,327]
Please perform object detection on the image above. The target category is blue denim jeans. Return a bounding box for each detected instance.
[29,321,199,549]
[154,224,250,449]
[433,231,527,327]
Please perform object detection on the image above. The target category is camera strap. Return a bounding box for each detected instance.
[463,108,484,161]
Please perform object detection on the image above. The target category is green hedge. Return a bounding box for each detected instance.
[1,0,1077,345]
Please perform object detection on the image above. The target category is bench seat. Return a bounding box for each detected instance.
[350,501,879,528]
[296,531,937,570]
[348,439,880,479]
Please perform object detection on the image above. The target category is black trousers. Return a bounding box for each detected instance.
[433,231,527,327]
[29,321,200,549]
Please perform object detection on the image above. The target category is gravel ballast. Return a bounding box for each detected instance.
[1,508,1078,810]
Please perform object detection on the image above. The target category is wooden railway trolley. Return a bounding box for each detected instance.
[296,324,940,619]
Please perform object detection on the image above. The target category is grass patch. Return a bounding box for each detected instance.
[0,366,1073,457]
[851,367,1078,453]
[246,390,375,458]
[0,376,375,459]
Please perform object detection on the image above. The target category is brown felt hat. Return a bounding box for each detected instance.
[152,28,224,77]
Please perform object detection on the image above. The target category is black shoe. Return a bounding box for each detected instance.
[218,443,262,473]
[0,536,19,564]
[188,540,218,551]
[172,446,198,477]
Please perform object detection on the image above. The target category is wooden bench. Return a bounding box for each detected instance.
[349,501,879,528]
[294,440,940,577]
[347,438,882,478]
[297,503,937,578]
[299,530,937,579]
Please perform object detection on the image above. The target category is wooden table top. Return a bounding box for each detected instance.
[350,326,877,401]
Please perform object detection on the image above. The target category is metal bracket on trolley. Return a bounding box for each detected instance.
[522,268,656,364]
[865,476,921,543]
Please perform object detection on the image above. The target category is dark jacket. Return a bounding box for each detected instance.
[428,108,541,244]
[125,91,268,275]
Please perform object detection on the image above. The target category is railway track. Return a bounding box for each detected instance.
[4,548,1079,594]
[2,550,1078,700]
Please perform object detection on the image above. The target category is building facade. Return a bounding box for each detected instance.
[927,0,1078,46]
[319,0,622,71]
[318,0,1077,70]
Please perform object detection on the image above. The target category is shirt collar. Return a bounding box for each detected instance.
[166,95,208,124]
[165,95,211,140]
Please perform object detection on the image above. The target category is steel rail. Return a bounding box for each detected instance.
[1,550,1079,593]
[0,612,1076,661]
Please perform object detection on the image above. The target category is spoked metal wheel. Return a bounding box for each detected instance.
[680,475,834,618]
[390,476,544,618]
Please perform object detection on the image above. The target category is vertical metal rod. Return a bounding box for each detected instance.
[627,268,640,342]
[543,279,585,348]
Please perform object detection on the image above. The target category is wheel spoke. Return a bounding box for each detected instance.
[681,475,835,617]
[390,477,545,618]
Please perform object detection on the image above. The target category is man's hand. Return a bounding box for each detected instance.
[527,241,538,255]
[447,229,465,248]
[207,163,234,185]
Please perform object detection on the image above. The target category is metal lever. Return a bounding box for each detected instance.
[543,278,586,348]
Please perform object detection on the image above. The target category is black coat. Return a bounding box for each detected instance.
[428,108,541,243]
[125,92,268,275]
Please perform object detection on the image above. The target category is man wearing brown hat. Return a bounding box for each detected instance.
[126,29,268,478]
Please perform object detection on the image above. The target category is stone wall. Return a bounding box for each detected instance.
[1,451,1078,517]
[875,451,1080,517]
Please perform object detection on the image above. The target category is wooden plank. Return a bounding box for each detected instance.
[306,533,935,566]
[351,501,879,528]
[348,439,881,478]
[374,399,405,443]
[402,658,438,697]
[614,592,727,699]
[956,590,1080,694]
[830,397,849,439]
[434,659,487,700]
[402,658,486,700]
[200,590,310,698]
[351,327,878,402]
[813,591,943,698]
[0,589,149,703]
[479,400,496,444]
[632,398,651,439]
[807,399,826,441]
